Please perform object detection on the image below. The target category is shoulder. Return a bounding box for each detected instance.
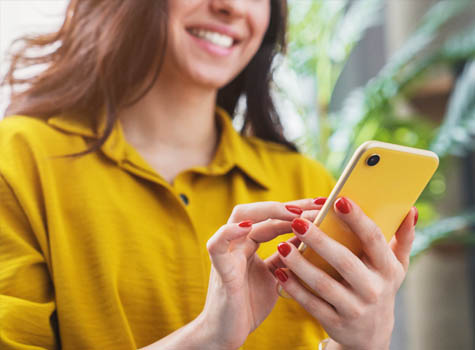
[0,115,64,149]
[0,116,48,162]
[0,114,86,151]
[243,136,336,198]
[0,114,48,135]
[0,115,82,176]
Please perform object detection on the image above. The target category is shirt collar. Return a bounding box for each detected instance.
[211,106,270,190]
[46,106,270,190]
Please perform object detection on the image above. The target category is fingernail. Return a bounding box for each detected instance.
[275,268,288,283]
[238,220,253,228]
[335,197,351,214]
[413,207,419,226]
[291,218,309,235]
[285,205,303,215]
[313,197,327,205]
[277,242,291,257]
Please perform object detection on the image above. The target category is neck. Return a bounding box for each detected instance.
[118,73,218,156]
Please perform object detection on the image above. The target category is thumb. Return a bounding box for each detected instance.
[206,222,253,276]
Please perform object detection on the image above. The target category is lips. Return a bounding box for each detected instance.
[186,23,243,45]
[187,28,236,48]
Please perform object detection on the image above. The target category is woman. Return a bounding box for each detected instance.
[0,0,417,349]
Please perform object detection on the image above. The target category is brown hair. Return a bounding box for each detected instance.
[1,0,296,157]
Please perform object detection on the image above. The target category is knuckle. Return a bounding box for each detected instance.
[365,225,383,245]
[364,278,386,303]
[365,285,382,304]
[206,224,231,253]
[306,297,322,313]
[336,255,358,274]
[266,218,279,228]
[310,229,325,247]
[230,204,246,218]
[216,224,231,236]
[347,305,363,321]
[302,210,317,221]
[206,237,217,254]
[387,257,401,275]
[311,276,331,296]
[332,315,344,329]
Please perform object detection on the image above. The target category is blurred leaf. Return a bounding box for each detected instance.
[329,0,383,64]
[430,60,475,157]
[411,209,475,257]
[286,0,383,164]
[395,23,475,99]
[328,0,472,172]
[438,23,475,62]
[382,0,471,76]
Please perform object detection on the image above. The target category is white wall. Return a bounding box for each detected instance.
[0,0,66,117]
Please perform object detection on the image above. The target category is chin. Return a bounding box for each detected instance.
[191,70,237,90]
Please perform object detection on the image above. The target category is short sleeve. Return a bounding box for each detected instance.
[0,173,58,350]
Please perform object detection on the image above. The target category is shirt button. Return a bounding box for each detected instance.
[179,193,189,205]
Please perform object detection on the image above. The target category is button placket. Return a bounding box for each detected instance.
[173,172,193,209]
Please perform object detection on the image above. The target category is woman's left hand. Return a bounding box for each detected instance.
[274,197,418,350]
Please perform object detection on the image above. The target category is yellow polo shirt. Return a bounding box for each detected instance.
[0,106,335,350]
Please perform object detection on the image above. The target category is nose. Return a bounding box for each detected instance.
[210,0,246,19]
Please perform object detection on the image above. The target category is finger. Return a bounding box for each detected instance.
[333,197,398,272]
[244,216,316,260]
[227,198,322,225]
[286,197,326,210]
[206,222,253,276]
[242,219,295,259]
[249,206,320,244]
[228,201,301,225]
[274,268,340,327]
[276,241,359,317]
[302,209,319,222]
[265,236,301,273]
[389,207,417,272]
[290,217,374,298]
[248,219,293,244]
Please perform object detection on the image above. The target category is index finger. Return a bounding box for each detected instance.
[333,197,398,272]
[227,198,321,225]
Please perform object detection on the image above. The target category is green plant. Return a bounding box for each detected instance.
[283,0,475,257]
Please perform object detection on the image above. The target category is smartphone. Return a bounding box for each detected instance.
[299,140,439,281]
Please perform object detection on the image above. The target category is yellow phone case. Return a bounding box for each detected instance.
[300,141,439,282]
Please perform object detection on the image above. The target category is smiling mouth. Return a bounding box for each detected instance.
[187,28,239,49]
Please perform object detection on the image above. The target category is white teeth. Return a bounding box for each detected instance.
[189,28,234,48]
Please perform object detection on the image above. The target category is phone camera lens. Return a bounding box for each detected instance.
[367,154,380,166]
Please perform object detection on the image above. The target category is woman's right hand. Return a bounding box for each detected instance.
[140,198,322,350]
[197,198,323,350]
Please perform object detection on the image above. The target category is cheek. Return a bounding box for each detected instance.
[257,1,271,34]
[250,4,271,50]
[166,0,201,43]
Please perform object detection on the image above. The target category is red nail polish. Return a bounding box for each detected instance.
[277,242,291,257]
[275,268,288,283]
[238,220,253,228]
[413,207,419,226]
[335,197,351,214]
[291,218,309,235]
[313,197,327,205]
[285,205,303,215]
